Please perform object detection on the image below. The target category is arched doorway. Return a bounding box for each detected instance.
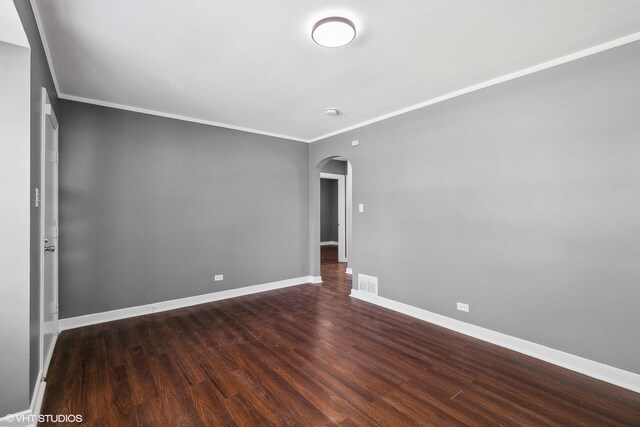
[312,156,353,293]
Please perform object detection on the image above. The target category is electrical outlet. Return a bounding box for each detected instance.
[352,139,360,147]
[456,302,469,312]
[358,203,364,213]
[214,274,224,281]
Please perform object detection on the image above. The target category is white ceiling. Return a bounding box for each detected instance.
[1,1,29,48]
[32,0,640,142]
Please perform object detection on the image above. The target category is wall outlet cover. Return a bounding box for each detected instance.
[457,302,470,312]
[214,274,224,281]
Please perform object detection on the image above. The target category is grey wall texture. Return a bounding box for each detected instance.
[59,100,309,318]
[0,39,30,416]
[13,0,60,405]
[320,179,338,242]
[310,41,640,375]
[321,159,347,175]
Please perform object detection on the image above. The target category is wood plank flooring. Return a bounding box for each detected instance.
[41,246,640,425]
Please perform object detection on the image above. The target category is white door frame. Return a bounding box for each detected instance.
[345,162,353,273]
[39,88,59,379]
[320,172,346,262]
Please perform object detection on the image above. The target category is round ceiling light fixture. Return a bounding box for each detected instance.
[312,17,356,48]
[325,108,340,116]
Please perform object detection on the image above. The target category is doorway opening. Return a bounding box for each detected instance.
[319,158,352,294]
[40,88,59,380]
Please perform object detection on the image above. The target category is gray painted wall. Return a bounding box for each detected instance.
[320,179,338,242]
[0,36,30,415]
[322,159,347,175]
[59,100,309,318]
[10,0,60,410]
[310,41,640,374]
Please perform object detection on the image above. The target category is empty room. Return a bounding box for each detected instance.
[2,0,640,425]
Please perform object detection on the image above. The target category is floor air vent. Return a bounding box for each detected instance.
[358,274,378,296]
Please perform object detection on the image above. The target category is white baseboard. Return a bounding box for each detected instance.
[309,276,323,284]
[30,378,47,425]
[0,377,47,427]
[0,336,54,426]
[43,333,57,379]
[320,241,338,246]
[0,408,32,426]
[59,276,314,331]
[345,268,352,274]
[350,290,640,394]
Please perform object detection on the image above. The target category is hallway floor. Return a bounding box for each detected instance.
[40,250,640,425]
[320,245,351,295]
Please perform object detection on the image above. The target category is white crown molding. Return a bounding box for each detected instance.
[350,290,640,393]
[31,0,640,145]
[61,31,640,145]
[58,276,313,330]
[308,31,640,142]
[58,93,310,143]
[30,0,61,95]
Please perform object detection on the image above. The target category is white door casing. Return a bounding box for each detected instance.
[320,172,346,262]
[40,88,59,379]
[345,161,353,271]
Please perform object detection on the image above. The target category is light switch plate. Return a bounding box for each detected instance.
[214,274,224,281]
[358,203,364,213]
[352,139,360,147]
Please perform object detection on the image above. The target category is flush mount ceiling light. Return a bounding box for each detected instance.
[312,17,356,48]
[325,108,340,116]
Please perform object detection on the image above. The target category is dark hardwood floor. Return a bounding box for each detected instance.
[41,246,640,426]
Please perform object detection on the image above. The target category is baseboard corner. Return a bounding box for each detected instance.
[0,377,47,426]
[59,276,311,331]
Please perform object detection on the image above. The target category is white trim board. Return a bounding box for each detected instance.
[0,375,47,427]
[320,241,338,246]
[39,87,59,389]
[30,0,61,95]
[320,172,347,262]
[58,94,308,143]
[0,407,33,427]
[43,333,58,379]
[308,31,640,142]
[350,290,640,394]
[310,276,323,284]
[59,276,315,330]
[30,0,640,148]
